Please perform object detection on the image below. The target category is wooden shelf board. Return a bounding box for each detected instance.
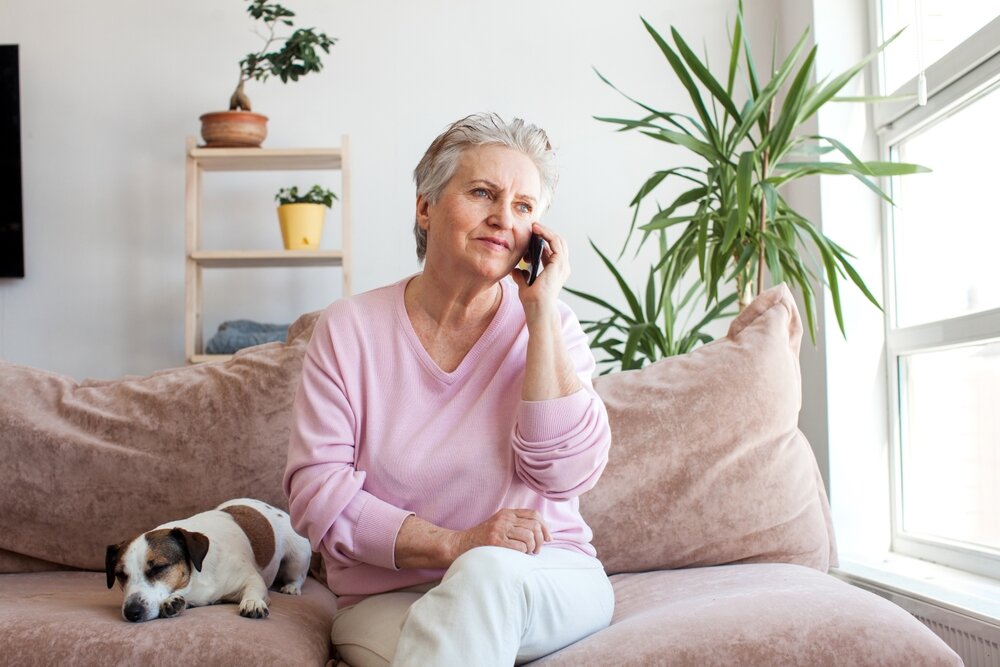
[190,146,342,171]
[190,249,344,268]
[189,354,232,364]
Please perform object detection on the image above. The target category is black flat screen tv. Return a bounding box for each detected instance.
[0,44,23,278]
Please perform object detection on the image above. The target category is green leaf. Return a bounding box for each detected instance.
[639,214,700,232]
[564,287,633,324]
[589,241,644,321]
[728,26,811,151]
[690,292,738,332]
[833,93,917,103]
[697,216,709,282]
[641,18,718,146]
[593,68,704,135]
[763,235,783,284]
[775,159,927,177]
[671,26,742,122]
[761,181,778,223]
[799,27,905,123]
[644,268,657,322]
[639,128,720,162]
[811,134,872,175]
[831,245,883,310]
[735,150,755,235]
[767,45,817,156]
[727,4,743,95]
[739,2,761,102]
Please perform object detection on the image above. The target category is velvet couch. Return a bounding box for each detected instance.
[0,285,961,666]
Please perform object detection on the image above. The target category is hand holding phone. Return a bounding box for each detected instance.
[526,233,545,286]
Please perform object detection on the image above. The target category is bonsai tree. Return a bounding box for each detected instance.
[229,0,336,111]
[571,1,928,372]
[276,185,338,208]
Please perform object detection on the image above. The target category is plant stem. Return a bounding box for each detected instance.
[230,15,281,110]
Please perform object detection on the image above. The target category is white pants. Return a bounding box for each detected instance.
[331,546,615,667]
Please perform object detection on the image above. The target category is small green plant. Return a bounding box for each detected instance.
[275,185,338,207]
[229,0,336,111]
[566,234,737,373]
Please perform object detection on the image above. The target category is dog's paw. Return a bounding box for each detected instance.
[159,595,187,619]
[239,598,270,619]
[279,582,302,596]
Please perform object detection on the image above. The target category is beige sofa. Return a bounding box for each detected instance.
[0,286,960,666]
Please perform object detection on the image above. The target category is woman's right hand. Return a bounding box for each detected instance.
[451,508,552,557]
[395,509,553,569]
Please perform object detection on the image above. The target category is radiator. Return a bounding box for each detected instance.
[847,579,1000,667]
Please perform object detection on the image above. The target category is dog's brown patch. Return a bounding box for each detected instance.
[143,529,193,590]
[222,505,275,568]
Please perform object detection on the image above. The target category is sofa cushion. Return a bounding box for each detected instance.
[0,312,320,573]
[0,571,338,666]
[584,284,836,574]
[531,564,962,666]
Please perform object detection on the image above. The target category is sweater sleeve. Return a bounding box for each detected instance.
[511,303,612,500]
[282,309,413,571]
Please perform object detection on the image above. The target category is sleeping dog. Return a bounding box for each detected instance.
[105,498,311,623]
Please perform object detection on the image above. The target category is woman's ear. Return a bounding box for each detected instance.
[415,194,431,231]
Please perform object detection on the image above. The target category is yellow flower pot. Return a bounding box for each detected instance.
[278,203,326,250]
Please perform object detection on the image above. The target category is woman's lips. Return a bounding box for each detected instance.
[477,237,510,251]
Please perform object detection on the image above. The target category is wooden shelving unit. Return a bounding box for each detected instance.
[184,136,351,363]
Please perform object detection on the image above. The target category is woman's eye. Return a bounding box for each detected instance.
[472,188,490,198]
[516,202,532,214]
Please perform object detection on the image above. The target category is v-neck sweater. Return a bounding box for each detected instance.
[283,274,612,604]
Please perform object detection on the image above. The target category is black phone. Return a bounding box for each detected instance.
[526,234,546,286]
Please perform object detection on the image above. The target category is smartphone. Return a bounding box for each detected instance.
[526,234,546,286]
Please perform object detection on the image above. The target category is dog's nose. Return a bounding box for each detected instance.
[123,600,146,623]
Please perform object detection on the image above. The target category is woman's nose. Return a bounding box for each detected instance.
[488,201,515,229]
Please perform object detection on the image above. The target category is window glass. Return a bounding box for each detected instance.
[891,83,1000,328]
[899,342,1000,551]
[881,0,1000,94]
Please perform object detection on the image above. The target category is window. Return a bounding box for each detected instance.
[880,0,1000,95]
[878,1,1000,578]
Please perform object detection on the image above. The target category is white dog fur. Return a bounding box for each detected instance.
[105,498,311,623]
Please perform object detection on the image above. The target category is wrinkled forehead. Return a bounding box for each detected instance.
[453,145,543,202]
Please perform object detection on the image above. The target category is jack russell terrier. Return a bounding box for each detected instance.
[105,498,311,623]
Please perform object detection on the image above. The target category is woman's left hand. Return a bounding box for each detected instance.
[510,222,570,312]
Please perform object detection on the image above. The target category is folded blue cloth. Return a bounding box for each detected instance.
[205,320,291,354]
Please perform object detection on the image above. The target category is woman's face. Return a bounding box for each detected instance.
[417,144,542,284]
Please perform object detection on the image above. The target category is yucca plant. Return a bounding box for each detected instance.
[582,2,928,345]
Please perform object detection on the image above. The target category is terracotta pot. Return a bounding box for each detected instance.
[199,111,268,148]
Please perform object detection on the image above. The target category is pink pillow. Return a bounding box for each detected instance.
[585,284,836,574]
[0,312,320,573]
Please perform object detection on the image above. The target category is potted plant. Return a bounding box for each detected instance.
[200,0,336,148]
[275,185,338,250]
[570,1,928,372]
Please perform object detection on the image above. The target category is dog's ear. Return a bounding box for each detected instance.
[171,528,210,572]
[105,543,122,589]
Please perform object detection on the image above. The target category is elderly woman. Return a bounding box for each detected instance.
[283,113,614,666]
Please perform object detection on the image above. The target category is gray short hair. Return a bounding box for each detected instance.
[412,112,558,262]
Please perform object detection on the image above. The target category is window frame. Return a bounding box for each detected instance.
[875,5,1000,579]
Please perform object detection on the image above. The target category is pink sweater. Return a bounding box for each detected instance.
[283,275,611,603]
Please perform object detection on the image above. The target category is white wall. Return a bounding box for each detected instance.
[0,0,786,380]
